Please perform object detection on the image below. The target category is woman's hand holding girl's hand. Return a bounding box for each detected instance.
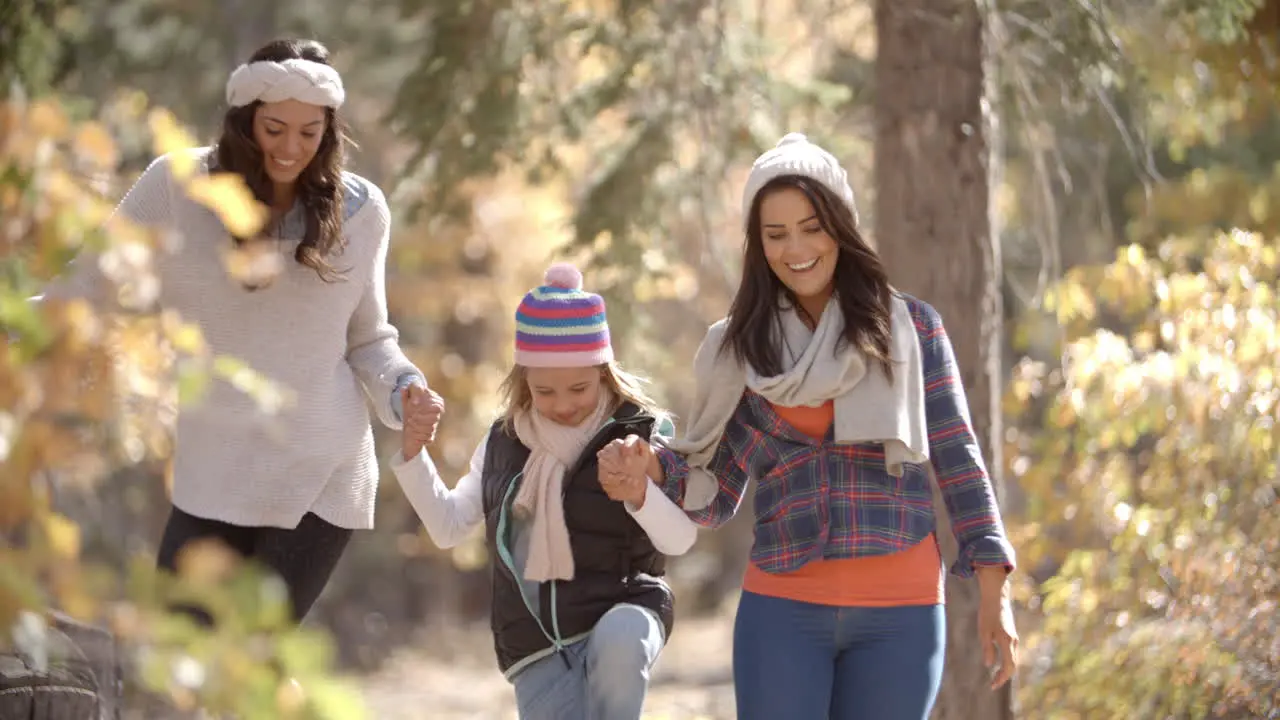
[597,435,652,508]
[401,384,445,460]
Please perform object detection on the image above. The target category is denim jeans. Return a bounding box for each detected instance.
[512,603,664,720]
[733,591,946,720]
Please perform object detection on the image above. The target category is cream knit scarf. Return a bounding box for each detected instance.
[511,388,615,582]
[667,293,929,510]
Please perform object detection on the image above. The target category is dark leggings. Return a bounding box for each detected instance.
[156,506,353,624]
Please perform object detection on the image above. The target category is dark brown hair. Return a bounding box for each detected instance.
[721,175,895,380]
[214,38,350,281]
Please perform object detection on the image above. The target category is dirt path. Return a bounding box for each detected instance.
[360,613,737,719]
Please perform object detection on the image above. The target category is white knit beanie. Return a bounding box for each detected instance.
[741,132,858,229]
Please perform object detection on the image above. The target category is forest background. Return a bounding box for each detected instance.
[1,0,1276,718]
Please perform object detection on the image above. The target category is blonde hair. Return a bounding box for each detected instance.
[498,361,664,433]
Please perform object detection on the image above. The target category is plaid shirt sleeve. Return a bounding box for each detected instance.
[916,300,1017,577]
[654,445,688,504]
[653,401,752,529]
[650,416,688,507]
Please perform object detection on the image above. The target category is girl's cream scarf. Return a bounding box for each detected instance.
[511,388,614,582]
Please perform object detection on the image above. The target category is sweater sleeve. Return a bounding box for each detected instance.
[915,300,1017,578]
[40,153,176,306]
[344,181,422,430]
[686,430,752,529]
[389,436,486,549]
[654,402,752,530]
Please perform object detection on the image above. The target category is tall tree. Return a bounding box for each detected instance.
[873,1,1012,719]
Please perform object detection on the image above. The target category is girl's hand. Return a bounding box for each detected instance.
[597,435,652,507]
[401,384,444,459]
[599,468,647,508]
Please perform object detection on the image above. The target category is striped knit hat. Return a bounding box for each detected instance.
[514,263,613,368]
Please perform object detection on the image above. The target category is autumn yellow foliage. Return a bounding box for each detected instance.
[1010,231,1279,718]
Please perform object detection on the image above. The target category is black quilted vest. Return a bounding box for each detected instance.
[481,402,675,675]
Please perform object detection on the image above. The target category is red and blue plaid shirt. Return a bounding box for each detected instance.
[655,294,1016,578]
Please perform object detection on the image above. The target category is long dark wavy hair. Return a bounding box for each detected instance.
[214,38,350,281]
[721,174,895,381]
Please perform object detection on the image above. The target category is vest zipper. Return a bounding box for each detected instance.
[551,581,571,668]
[545,416,621,667]
[497,412,651,668]
[494,472,566,657]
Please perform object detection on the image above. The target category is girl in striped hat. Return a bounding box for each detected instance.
[391,262,696,719]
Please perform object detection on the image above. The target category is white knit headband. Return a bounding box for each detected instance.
[225,58,346,109]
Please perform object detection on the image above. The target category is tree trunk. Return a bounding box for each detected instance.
[873,1,1013,719]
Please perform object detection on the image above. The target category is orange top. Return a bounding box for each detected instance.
[741,400,945,607]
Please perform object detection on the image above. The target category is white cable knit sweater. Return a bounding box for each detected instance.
[43,147,419,530]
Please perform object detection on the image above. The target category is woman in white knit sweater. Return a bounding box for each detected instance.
[42,38,427,623]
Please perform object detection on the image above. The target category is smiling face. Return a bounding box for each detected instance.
[252,99,327,189]
[525,366,605,427]
[758,186,839,318]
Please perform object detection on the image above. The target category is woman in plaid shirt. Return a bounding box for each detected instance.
[605,133,1019,719]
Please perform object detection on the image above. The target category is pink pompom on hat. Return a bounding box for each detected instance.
[513,263,614,368]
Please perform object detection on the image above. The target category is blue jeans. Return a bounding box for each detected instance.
[512,604,664,720]
[733,591,945,720]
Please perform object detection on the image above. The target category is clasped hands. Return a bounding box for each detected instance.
[399,391,1020,689]
[400,387,654,512]
[595,435,655,509]
[400,384,445,459]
